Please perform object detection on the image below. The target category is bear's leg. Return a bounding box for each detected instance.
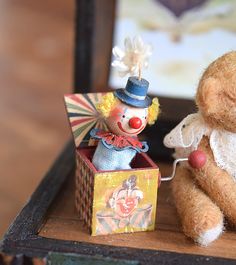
[172,166,224,246]
[193,137,236,226]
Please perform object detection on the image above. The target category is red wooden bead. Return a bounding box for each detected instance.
[188,150,207,169]
[129,117,142,129]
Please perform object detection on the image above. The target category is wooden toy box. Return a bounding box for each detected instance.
[75,146,160,236]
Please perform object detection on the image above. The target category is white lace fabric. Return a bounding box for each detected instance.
[164,113,236,180]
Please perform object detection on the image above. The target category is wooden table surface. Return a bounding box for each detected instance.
[38,162,236,260]
[0,0,74,237]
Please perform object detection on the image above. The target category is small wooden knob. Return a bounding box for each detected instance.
[188,150,207,169]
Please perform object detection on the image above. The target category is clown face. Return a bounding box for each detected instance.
[108,185,143,218]
[113,191,139,217]
[106,101,148,137]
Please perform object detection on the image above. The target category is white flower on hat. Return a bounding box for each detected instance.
[111,36,152,79]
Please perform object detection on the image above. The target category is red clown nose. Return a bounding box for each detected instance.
[129,117,142,129]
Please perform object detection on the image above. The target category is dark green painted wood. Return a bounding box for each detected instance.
[47,252,139,265]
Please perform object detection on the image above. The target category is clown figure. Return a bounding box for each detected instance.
[95,174,154,233]
[90,76,159,170]
[108,175,143,218]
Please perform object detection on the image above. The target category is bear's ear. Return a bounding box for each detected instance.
[197,77,221,115]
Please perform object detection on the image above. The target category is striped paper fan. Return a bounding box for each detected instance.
[64,93,107,148]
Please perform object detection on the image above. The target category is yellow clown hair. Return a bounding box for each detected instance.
[96,92,118,118]
[147,97,160,125]
[97,93,160,125]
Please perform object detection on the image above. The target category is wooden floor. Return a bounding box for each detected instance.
[0,0,74,237]
[39,162,236,260]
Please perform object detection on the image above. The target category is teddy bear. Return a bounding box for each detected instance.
[164,51,236,246]
[90,76,159,171]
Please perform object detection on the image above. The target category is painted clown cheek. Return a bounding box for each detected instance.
[110,107,123,122]
[105,107,124,134]
[106,105,148,136]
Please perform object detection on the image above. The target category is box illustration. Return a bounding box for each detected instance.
[75,146,159,236]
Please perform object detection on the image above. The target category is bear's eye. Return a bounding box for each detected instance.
[122,115,125,118]
[144,116,147,119]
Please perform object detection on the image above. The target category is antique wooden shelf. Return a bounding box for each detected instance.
[1,140,236,264]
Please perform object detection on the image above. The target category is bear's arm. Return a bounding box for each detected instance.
[190,136,236,226]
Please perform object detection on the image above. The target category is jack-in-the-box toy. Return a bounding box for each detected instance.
[64,36,206,236]
[90,36,159,171]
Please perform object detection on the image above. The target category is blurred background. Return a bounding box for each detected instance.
[1,0,236,239]
[110,0,236,98]
[0,0,74,237]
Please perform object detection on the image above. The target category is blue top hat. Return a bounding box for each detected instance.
[114,76,152,108]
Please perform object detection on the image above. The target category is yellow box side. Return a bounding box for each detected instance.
[92,168,159,236]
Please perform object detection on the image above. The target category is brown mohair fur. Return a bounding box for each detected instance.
[196,51,236,132]
[193,137,236,225]
[171,51,236,245]
[172,167,223,242]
